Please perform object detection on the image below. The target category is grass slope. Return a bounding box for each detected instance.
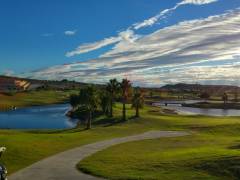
[1,103,240,179]
[0,90,77,110]
[77,106,240,180]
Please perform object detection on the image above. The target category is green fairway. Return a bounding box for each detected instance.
[0,90,77,110]
[78,135,240,179]
[1,103,240,179]
[0,104,150,174]
[77,106,240,180]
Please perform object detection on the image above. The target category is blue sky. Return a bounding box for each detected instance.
[0,0,240,86]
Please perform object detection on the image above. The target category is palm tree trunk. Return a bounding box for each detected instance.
[122,101,126,121]
[110,99,113,117]
[87,111,92,129]
[224,100,227,109]
[136,105,139,117]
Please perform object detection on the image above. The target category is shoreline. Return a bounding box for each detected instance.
[182,102,240,110]
[0,100,69,112]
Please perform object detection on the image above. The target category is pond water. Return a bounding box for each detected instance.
[0,104,78,129]
[1,101,239,130]
[153,100,240,117]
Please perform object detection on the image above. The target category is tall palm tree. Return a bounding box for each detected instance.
[79,86,99,129]
[121,79,131,121]
[132,88,144,117]
[100,91,111,116]
[106,79,120,117]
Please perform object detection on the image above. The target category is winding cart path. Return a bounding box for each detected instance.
[9,131,189,180]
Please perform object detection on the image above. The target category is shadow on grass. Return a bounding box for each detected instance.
[92,116,131,127]
[194,156,240,179]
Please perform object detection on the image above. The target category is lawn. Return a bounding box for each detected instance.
[0,90,77,110]
[77,106,240,180]
[1,103,240,179]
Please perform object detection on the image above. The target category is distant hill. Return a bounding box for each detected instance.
[0,75,89,92]
[161,83,240,94]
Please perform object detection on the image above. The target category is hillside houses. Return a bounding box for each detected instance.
[0,76,30,92]
[0,75,86,93]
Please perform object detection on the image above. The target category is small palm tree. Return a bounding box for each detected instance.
[132,88,144,117]
[100,91,111,116]
[69,94,79,110]
[121,79,131,121]
[222,92,228,107]
[79,86,99,129]
[106,79,120,117]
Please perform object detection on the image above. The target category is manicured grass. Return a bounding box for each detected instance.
[1,103,240,179]
[0,90,77,110]
[0,104,155,174]
[77,106,240,180]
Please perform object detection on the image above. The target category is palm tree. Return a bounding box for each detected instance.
[132,88,144,117]
[106,79,120,117]
[100,91,111,116]
[79,86,99,129]
[222,92,228,107]
[121,79,131,121]
[69,94,79,110]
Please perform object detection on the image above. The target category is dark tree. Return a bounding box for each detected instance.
[121,79,132,121]
[132,88,144,117]
[69,94,79,110]
[100,91,111,116]
[79,86,99,129]
[106,79,120,117]
[222,92,228,107]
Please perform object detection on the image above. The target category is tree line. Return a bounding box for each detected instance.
[69,78,144,129]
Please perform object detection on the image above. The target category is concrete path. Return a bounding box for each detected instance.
[9,131,189,180]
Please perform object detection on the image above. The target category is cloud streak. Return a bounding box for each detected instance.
[66,30,139,57]
[27,8,240,86]
[179,0,218,5]
[133,0,218,29]
[64,30,77,36]
[66,0,218,57]
[66,36,120,57]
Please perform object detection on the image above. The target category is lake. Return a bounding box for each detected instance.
[0,104,78,129]
[1,101,240,130]
[153,100,240,116]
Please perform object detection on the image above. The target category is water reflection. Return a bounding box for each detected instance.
[153,100,240,116]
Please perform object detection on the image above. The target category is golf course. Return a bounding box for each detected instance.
[1,90,240,180]
[1,1,240,179]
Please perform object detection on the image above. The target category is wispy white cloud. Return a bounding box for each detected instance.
[179,0,218,5]
[27,8,240,86]
[64,30,77,36]
[66,30,139,57]
[66,36,121,57]
[66,0,218,57]
[133,0,218,29]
